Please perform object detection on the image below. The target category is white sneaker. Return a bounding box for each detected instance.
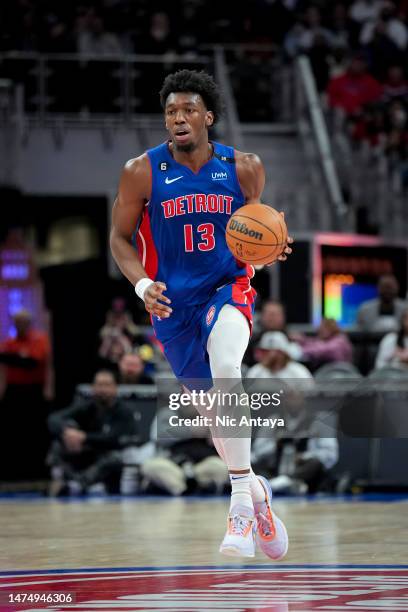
[255,476,289,561]
[219,504,256,558]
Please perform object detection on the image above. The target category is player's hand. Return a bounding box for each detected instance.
[63,427,86,453]
[144,281,173,318]
[268,212,293,265]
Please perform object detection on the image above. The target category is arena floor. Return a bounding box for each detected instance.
[0,494,407,610]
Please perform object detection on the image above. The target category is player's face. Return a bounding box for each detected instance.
[165,92,214,152]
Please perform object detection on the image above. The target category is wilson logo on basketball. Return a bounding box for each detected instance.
[206,305,216,325]
[229,219,263,241]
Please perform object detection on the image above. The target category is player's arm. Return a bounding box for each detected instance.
[110,155,172,318]
[235,151,293,262]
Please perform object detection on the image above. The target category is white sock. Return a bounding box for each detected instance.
[229,470,252,511]
[250,469,266,504]
[207,305,254,513]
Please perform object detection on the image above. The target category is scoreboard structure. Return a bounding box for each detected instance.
[279,233,408,327]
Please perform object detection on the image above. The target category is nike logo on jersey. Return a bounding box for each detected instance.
[165,176,183,184]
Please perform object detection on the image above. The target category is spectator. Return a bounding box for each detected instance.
[137,11,178,54]
[349,0,385,26]
[329,2,353,49]
[248,334,338,494]
[384,99,408,185]
[48,369,138,495]
[77,10,122,56]
[141,400,228,496]
[0,309,52,479]
[375,307,408,368]
[356,274,408,331]
[246,332,313,383]
[360,2,408,51]
[382,65,408,103]
[294,318,353,370]
[99,297,139,344]
[247,301,301,366]
[118,353,154,385]
[98,329,132,370]
[252,427,339,494]
[0,309,51,393]
[327,53,383,115]
[284,6,334,58]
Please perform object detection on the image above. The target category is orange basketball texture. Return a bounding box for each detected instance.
[225,204,288,265]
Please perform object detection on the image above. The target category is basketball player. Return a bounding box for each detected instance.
[110,70,292,558]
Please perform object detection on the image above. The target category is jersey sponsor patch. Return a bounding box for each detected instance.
[1,567,408,610]
[212,171,228,180]
[206,305,216,325]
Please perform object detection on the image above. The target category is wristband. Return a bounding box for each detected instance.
[135,278,154,302]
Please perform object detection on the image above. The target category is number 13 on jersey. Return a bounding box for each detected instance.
[184,223,215,252]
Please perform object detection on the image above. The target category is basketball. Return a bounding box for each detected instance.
[225,203,288,265]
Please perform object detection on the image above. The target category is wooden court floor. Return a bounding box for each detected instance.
[0,496,407,611]
[0,496,407,569]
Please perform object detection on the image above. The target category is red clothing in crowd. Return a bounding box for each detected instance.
[0,329,50,385]
[328,71,383,115]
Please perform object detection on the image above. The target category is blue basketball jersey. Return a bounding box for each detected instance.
[136,140,252,307]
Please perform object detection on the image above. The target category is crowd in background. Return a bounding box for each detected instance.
[2,270,408,497]
[1,0,407,155]
[1,0,408,495]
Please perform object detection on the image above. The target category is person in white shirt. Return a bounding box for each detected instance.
[246,331,313,385]
[360,2,408,50]
[247,332,338,493]
[375,308,408,369]
[349,0,385,25]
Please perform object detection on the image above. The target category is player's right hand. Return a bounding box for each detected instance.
[144,281,173,318]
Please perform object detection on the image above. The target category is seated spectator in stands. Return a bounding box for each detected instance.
[351,101,386,147]
[284,6,335,90]
[137,11,178,54]
[246,332,313,384]
[98,329,132,371]
[248,301,301,365]
[356,273,408,331]
[99,297,140,344]
[252,428,338,495]
[141,402,228,496]
[360,1,408,51]
[327,53,383,116]
[375,307,408,368]
[384,98,408,187]
[294,318,353,370]
[118,353,154,385]
[284,6,334,58]
[48,370,138,495]
[349,0,385,28]
[249,342,338,494]
[329,2,353,50]
[382,65,408,103]
[77,9,122,55]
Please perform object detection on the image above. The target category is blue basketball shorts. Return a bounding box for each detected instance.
[152,276,256,389]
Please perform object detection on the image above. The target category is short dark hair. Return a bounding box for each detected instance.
[159,69,223,123]
[94,369,118,384]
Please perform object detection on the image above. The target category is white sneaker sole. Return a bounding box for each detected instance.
[219,543,255,558]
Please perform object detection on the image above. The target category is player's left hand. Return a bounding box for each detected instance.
[268,211,293,265]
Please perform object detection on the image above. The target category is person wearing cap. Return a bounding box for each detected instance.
[247,332,337,494]
[246,331,313,383]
